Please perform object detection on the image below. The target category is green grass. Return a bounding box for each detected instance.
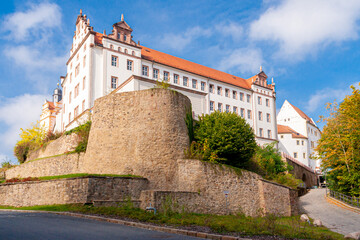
[0,173,143,184]
[0,204,344,240]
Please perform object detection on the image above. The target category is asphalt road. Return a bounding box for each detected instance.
[299,188,360,235]
[0,211,203,240]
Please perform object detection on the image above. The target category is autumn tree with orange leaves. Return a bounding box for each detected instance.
[316,84,360,196]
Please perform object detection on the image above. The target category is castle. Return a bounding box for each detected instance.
[40,10,278,146]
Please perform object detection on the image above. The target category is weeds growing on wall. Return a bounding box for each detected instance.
[65,121,91,153]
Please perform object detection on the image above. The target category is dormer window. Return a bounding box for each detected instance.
[117,33,120,39]
[124,34,127,42]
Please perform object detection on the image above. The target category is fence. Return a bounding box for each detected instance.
[328,189,360,208]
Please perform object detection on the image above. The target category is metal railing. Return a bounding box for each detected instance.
[328,189,360,208]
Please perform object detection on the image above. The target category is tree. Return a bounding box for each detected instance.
[14,121,46,163]
[194,111,257,167]
[316,84,360,196]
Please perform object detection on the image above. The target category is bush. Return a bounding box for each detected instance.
[254,143,290,178]
[14,140,38,164]
[65,121,92,153]
[194,111,257,167]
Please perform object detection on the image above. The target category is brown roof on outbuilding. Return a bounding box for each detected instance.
[278,124,307,139]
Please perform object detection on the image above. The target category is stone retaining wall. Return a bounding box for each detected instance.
[26,133,80,162]
[0,177,149,207]
[5,153,84,179]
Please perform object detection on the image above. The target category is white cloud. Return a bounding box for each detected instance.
[2,2,61,41]
[159,26,212,50]
[218,48,263,74]
[304,83,359,113]
[250,0,360,60]
[4,45,66,71]
[215,22,243,41]
[0,94,48,158]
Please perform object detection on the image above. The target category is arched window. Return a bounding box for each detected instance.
[118,47,121,52]
[132,51,135,56]
[124,49,128,54]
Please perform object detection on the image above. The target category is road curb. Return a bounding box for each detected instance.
[325,195,360,214]
[0,209,251,240]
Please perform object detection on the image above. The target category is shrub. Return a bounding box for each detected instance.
[254,142,290,178]
[194,111,257,167]
[65,121,92,153]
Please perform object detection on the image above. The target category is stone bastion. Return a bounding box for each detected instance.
[3,88,298,216]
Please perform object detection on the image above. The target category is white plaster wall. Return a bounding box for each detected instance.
[278,133,309,166]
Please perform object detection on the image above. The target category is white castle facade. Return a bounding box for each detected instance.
[41,10,278,146]
[277,100,321,171]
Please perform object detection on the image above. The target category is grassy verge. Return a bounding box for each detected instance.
[0,204,344,240]
[0,173,143,184]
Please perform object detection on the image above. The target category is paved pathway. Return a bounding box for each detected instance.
[299,188,360,235]
[0,211,202,240]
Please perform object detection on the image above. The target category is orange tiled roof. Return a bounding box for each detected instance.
[94,32,104,45]
[140,46,252,90]
[277,124,307,139]
[45,101,55,110]
[288,102,315,125]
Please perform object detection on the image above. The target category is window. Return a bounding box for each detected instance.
[240,108,245,118]
[118,47,121,52]
[84,44,86,52]
[127,60,133,71]
[259,128,263,137]
[153,69,159,79]
[225,89,229,97]
[124,34,127,41]
[246,94,251,103]
[110,44,113,49]
[201,82,205,91]
[132,51,135,56]
[311,141,315,148]
[111,55,118,67]
[247,110,251,119]
[258,96,262,105]
[174,74,179,84]
[226,105,230,113]
[183,77,188,86]
[311,129,313,134]
[280,135,284,139]
[267,130,271,138]
[240,92,244,101]
[111,76,118,89]
[69,91,72,104]
[74,84,79,98]
[303,153,306,158]
[192,79,197,89]
[258,111,263,121]
[142,65,149,76]
[69,112,71,122]
[297,140,300,145]
[76,54,79,60]
[302,140,304,145]
[83,56,86,68]
[266,113,270,122]
[294,152,298,158]
[83,77,86,90]
[164,71,169,82]
[70,73,72,83]
[217,86,222,95]
[266,99,270,107]
[124,49,128,54]
[117,33,120,39]
[233,106,238,114]
[315,131,318,136]
[233,91,237,99]
[75,64,80,77]
[74,106,79,118]
[218,103,222,112]
[209,84,214,93]
[82,100,85,112]
[210,101,214,111]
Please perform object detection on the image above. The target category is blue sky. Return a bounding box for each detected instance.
[1,0,360,163]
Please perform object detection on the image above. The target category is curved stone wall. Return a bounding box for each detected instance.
[82,89,191,189]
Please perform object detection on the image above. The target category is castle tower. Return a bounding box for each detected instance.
[53,84,62,103]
